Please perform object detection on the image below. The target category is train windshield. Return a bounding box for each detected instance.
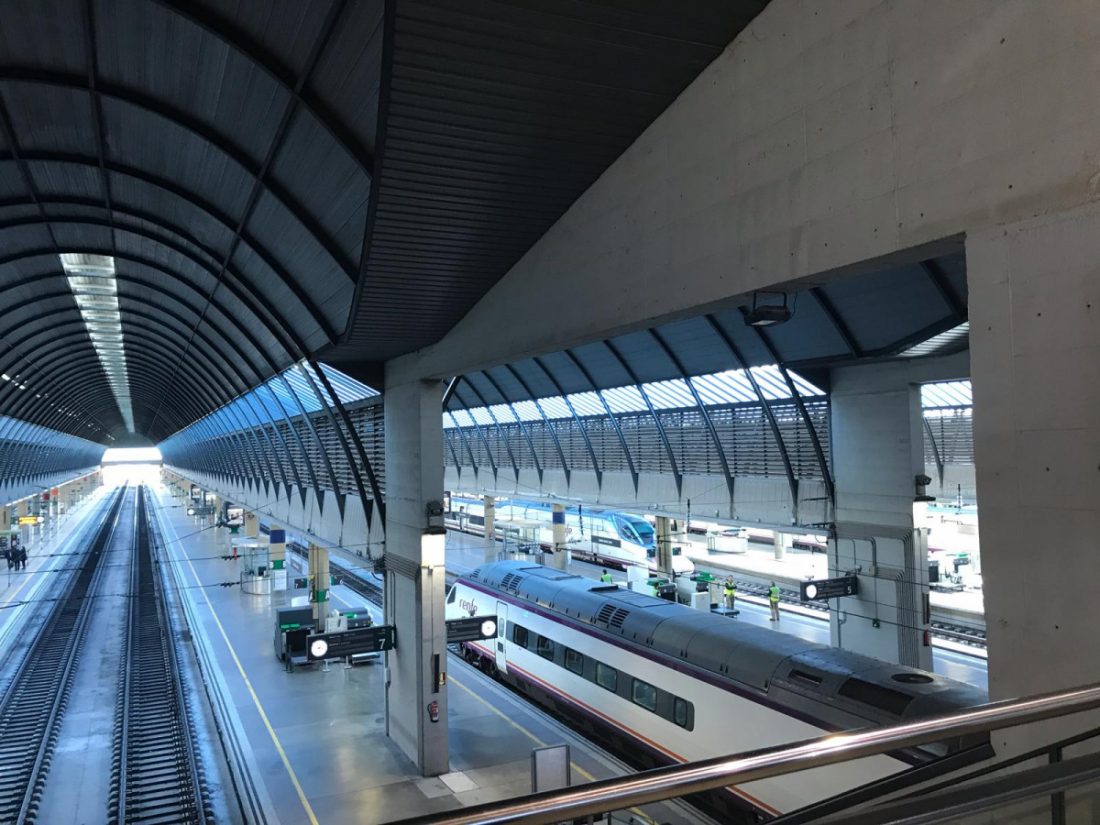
[619,517,655,547]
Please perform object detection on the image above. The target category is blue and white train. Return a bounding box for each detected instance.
[445,496,694,575]
[448,560,989,821]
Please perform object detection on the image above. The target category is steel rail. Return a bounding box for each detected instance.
[399,682,1100,825]
[110,486,208,824]
[0,486,125,823]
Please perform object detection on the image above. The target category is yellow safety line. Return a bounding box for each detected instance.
[449,674,656,825]
[170,507,321,825]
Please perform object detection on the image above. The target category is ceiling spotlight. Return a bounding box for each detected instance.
[744,292,792,327]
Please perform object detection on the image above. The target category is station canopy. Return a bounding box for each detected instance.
[0,0,768,444]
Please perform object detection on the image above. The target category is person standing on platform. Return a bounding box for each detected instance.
[600,569,613,584]
[723,577,736,612]
[17,543,26,570]
[768,581,781,621]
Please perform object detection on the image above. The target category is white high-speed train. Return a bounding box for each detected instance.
[447,561,989,821]
[446,496,695,575]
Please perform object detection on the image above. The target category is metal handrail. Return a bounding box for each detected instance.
[399,682,1100,825]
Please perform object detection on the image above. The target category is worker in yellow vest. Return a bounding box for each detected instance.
[723,577,736,611]
[600,569,613,584]
[768,582,781,622]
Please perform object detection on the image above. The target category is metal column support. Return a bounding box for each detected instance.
[602,340,683,496]
[454,376,519,484]
[562,350,638,493]
[532,357,602,487]
[480,370,543,484]
[924,416,945,487]
[504,364,570,484]
[646,330,733,502]
[741,311,836,506]
[309,360,387,529]
[705,316,800,522]
[446,380,499,482]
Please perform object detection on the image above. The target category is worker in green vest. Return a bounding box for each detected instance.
[768,581,781,621]
[600,569,613,584]
[723,577,736,611]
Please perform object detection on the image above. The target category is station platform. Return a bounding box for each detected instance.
[677,540,986,623]
[148,485,702,825]
[0,486,111,662]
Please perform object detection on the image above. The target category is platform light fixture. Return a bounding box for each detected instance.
[61,253,134,433]
[743,291,792,327]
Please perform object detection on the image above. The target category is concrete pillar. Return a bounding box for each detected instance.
[383,378,448,776]
[244,510,259,538]
[655,516,673,578]
[969,205,1100,753]
[829,364,932,671]
[773,532,790,561]
[309,543,330,624]
[482,494,495,563]
[550,503,568,571]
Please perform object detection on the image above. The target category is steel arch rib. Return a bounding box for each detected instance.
[503,363,570,484]
[739,311,836,506]
[457,376,519,484]
[308,360,386,530]
[0,67,357,278]
[478,369,543,484]
[647,329,734,502]
[0,212,339,343]
[703,315,800,522]
[601,339,682,497]
[562,350,638,494]
[531,357,602,486]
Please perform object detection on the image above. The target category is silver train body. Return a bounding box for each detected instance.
[446,496,695,575]
[447,560,989,820]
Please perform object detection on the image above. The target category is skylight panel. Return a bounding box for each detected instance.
[566,391,603,417]
[61,252,133,433]
[900,322,970,358]
[600,385,647,413]
[512,400,542,421]
[538,396,570,419]
[641,378,695,409]
[470,407,494,426]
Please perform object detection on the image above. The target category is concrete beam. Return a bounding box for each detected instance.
[388,0,1100,383]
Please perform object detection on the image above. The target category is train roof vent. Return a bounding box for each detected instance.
[594,604,630,630]
[500,573,524,594]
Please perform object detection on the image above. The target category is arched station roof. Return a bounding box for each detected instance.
[0,0,382,442]
[0,0,770,444]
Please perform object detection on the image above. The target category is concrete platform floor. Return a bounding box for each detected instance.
[150,485,705,825]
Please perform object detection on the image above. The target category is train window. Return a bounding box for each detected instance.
[673,698,690,728]
[512,625,529,648]
[446,587,457,604]
[838,677,913,715]
[632,679,657,712]
[564,648,584,675]
[595,663,618,693]
[536,635,555,660]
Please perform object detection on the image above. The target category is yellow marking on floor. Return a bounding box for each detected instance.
[449,673,656,825]
[169,506,320,825]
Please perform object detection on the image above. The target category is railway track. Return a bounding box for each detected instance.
[110,486,210,824]
[0,487,125,823]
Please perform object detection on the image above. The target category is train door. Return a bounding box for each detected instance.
[495,601,508,675]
